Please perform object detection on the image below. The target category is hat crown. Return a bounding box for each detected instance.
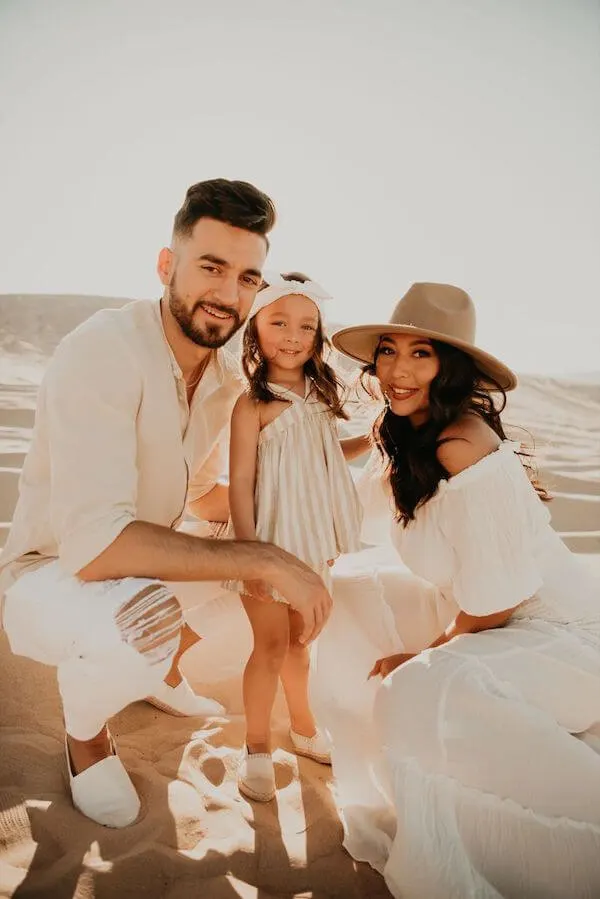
[390,283,476,344]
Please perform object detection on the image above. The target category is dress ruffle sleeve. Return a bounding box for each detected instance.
[437,443,548,617]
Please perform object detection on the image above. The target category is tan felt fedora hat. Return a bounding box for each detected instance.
[332,282,517,391]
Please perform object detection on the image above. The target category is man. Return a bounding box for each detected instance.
[0,179,332,828]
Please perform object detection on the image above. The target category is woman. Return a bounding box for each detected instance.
[315,283,600,899]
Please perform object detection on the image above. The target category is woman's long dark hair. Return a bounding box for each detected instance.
[242,272,349,420]
[363,339,549,524]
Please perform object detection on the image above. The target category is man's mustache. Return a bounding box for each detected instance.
[192,300,241,327]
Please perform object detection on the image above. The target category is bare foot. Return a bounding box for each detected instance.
[66,725,113,775]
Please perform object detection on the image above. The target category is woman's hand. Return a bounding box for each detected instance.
[369,652,416,679]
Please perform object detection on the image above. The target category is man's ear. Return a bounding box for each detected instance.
[157,247,174,287]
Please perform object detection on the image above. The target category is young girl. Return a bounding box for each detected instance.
[228,271,369,802]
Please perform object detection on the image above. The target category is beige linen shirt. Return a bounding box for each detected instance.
[0,298,243,605]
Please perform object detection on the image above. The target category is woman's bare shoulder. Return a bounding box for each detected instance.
[437,414,501,476]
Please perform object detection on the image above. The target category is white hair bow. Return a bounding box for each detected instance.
[250,271,332,318]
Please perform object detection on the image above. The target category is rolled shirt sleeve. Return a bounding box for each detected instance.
[44,323,142,575]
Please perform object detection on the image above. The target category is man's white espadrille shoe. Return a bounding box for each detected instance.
[65,732,140,828]
[146,676,225,718]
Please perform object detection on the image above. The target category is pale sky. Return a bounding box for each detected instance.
[1,0,599,374]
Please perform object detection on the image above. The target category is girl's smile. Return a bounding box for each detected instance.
[255,294,319,373]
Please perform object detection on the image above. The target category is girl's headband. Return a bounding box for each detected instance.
[250,271,332,319]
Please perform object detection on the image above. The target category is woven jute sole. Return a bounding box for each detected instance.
[238,778,276,802]
[292,746,332,765]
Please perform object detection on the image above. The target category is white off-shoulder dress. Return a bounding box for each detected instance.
[313,442,600,899]
[226,380,363,601]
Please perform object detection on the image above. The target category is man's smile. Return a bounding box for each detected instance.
[197,302,235,321]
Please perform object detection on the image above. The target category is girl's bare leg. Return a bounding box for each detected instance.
[280,609,318,737]
[241,596,290,754]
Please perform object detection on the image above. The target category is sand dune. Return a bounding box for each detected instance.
[0,294,598,898]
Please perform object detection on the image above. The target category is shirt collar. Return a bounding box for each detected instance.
[152,298,225,387]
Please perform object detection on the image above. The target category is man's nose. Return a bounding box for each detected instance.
[214,273,239,306]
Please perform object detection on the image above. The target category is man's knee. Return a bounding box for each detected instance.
[115,583,183,666]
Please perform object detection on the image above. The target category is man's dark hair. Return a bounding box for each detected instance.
[173,178,276,243]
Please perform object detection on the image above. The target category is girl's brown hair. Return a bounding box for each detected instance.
[241,272,349,420]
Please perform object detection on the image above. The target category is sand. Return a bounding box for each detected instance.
[0,294,598,898]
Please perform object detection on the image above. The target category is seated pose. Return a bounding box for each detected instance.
[318,282,600,898]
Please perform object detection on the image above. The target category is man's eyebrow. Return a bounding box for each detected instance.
[196,254,262,279]
[196,253,228,265]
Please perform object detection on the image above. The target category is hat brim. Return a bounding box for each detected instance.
[331,324,518,392]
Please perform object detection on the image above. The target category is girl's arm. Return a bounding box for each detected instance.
[340,433,371,462]
[229,394,261,541]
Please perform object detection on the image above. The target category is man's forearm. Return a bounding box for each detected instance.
[78,519,333,645]
[77,519,280,584]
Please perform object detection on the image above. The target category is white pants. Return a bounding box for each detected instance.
[3,561,211,741]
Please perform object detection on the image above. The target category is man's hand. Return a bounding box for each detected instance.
[368,652,416,679]
[266,550,333,645]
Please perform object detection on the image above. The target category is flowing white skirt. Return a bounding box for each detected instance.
[312,550,600,899]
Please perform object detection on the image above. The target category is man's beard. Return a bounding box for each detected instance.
[168,284,244,349]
